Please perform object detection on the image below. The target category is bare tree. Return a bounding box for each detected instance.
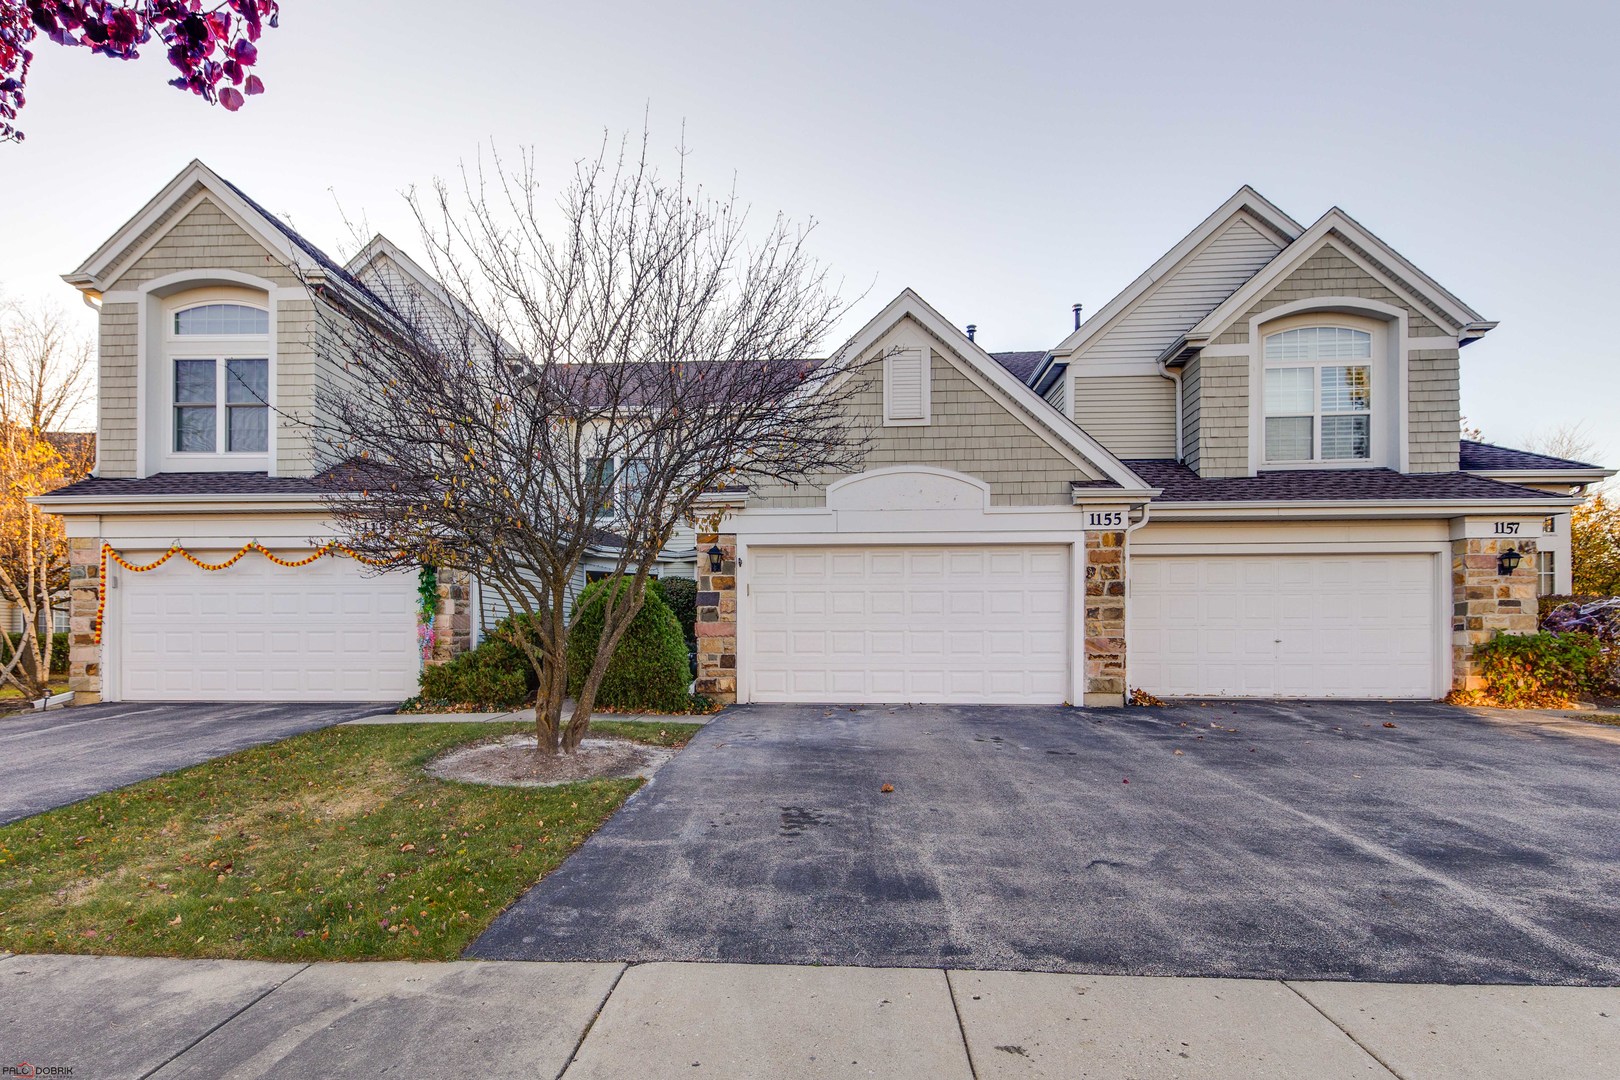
[1526,422,1599,466]
[307,135,870,754]
[0,301,94,698]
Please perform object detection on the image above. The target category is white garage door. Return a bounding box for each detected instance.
[116,553,419,701]
[747,545,1070,704]
[1129,554,1440,699]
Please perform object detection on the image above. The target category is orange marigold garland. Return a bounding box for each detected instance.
[94,541,395,644]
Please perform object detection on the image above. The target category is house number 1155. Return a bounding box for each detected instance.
[1088,511,1124,527]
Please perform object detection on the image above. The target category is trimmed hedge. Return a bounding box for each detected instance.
[566,578,693,712]
[652,576,697,647]
[1,632,70,678]
[417,617,537,709]
[1472,630,1605,707]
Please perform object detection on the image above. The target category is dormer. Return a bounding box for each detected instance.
[1162,207,1495,478]
[61,161,423,482]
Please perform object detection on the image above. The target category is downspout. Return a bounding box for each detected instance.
[1121,502,1152,699]
[1159,356,1183,461]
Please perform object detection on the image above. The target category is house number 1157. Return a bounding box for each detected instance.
[1493,521,1521,535]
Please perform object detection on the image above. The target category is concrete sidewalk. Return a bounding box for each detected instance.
[1,954,1614,1079]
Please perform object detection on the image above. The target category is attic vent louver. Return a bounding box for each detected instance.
[883,348,929,425]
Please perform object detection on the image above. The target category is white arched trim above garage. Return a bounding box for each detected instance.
[731,465,1108,707]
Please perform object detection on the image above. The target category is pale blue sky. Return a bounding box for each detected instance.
[2,0,1616,462]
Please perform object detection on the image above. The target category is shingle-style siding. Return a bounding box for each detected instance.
[100,197,299,290]
[749,348,1102,508]
[1072,374,1177,458]
[1189,241,1461,477]
[1077,217,1284,370]
[1191,353,1249,477]
[1180,356,1201,471]
[95,302,140,477]
[1409,347,1461,472]
[1218,242,1446,343]
[275,295,318,475]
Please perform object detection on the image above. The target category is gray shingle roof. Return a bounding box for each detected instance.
[45,471,335,498]
[1459,440,1602,472]
[989,351,1046,384]
[1122,459,1557,503]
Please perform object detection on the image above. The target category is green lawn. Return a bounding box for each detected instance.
[0,719,701,961]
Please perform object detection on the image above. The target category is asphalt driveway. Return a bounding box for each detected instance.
[470,701,1620,985]
[0,701,393,824]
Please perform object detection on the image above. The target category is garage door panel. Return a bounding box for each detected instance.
[1131,554,1438,699]
[748,544,1070,705]
[117,554,418,702]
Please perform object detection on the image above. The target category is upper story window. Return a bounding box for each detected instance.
[174,303,269,336]
[1262,326,1372,463]
[167,300,269,455]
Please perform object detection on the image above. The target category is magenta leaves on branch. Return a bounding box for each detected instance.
[2,0,279,141]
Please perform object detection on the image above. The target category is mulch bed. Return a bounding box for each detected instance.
[427,733,676,787]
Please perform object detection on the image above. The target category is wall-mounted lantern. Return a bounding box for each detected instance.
[1497,547,1523,576]
[707,544,725,573]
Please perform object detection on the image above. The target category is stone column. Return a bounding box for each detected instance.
[1451,536,1539,691]
[429,569,473,666]
[1084,529,1127,707]
[67,536,102,704]
[694,531,737,705]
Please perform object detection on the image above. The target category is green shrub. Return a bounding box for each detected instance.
[1,632,70,678]
[566,578,694,712]
[1473,630,1604,707]
[652,576,698,646]
[417,628,534,709]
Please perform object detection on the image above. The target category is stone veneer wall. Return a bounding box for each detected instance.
[429,569,473,666]
[694,531,738,705]
[1084,530,1127,707]
[68,536,102,705]
[1451,536,1539,691]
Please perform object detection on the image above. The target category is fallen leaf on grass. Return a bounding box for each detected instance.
[880,784,894,793]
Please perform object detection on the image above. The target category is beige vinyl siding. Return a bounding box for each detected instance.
[1180,356,1201,471]
[100,197,300,291]
[1042,371,1069,414]
[750,348,1102,508]
[1071,375,1177,458]
[96,301,140,477]
[1409,347,1462,472]
[1077,217,1284,369]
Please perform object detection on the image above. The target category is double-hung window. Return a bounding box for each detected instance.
[1262,326,1373,464]
[170,302,270,454]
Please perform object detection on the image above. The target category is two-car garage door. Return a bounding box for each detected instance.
[115,554,419,701]
[1129,554,1440,699]
[747,545,1071,704]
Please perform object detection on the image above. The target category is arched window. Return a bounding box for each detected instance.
[173,303,268,336]
[168,300,270,455]
[1262,326,1372,463]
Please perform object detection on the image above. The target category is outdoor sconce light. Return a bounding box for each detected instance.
[1497,547,1523,576]
[707,545,725,573]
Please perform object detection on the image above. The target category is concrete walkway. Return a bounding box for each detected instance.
[2,954,1614,1079]
[343,705,712,725]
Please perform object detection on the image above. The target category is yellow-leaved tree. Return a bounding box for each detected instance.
[0,301,93,699]
[1571,494,1620,597]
